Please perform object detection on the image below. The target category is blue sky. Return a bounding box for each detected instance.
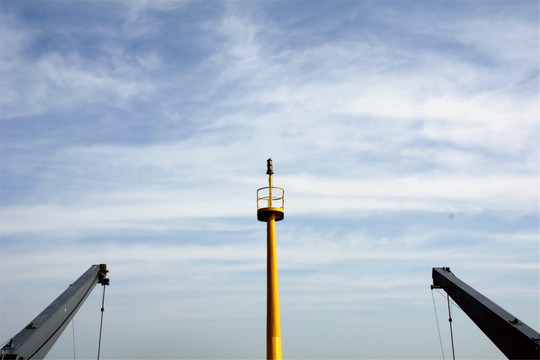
[0,1,538,359]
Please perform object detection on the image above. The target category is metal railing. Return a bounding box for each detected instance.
[257,186,284,210]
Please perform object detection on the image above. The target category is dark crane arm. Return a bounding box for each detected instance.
[1,264,109,360]
[432,267,539,359]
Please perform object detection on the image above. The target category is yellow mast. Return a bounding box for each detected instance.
[257,158,284,360]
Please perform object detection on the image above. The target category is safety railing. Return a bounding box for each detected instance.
[257,186,285,210]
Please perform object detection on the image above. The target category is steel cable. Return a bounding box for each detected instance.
[447,294,456,360]
[97,285,107,360]
[431,289,446,360]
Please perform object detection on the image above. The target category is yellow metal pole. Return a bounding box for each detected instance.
[268,175,273,207]
[258,159,283,360]
[266,211,282,360]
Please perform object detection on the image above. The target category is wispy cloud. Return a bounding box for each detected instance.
[1,2,538,359]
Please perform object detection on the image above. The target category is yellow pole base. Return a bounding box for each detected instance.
[266,212,282,360]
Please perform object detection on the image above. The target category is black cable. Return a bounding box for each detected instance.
[431,289,446,360]
[447,294,456,360]
[97,285,107,360]
[72,318,76,360]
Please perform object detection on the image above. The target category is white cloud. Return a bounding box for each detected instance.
[285,173,538,213]
[1,167,536,235]
[1,3,538,359]
[1,51,159,119]
[0,9,164,119]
